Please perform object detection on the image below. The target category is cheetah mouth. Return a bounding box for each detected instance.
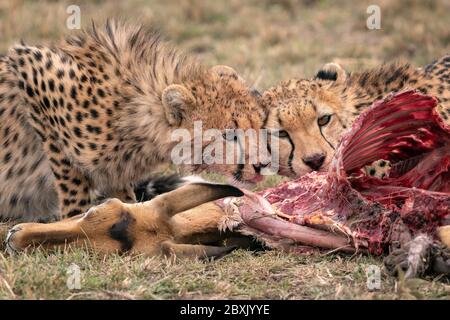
[220,90,449,257]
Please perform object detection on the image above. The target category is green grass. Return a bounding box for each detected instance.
[0,0,450,299]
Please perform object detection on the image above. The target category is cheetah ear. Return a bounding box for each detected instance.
[162,84,195,126]
[210,65,244,82]
[315,63,347,84]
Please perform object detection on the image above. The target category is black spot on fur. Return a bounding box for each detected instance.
[48,79,55,92]
[45,60,53,70]
[26,85,34,97]
[42,97,51,109]
[72,178,82,185]
[61,158,71,166]
[33,51,43,61]
[69,69,76,79]
[97,88,105,98]
[49,143,60,153]
[59,183,69,193]
[4,152,12,163]
[90,109,99,119]
[70,86,77,99]
[76,112,83,122]
[82,100,90,109]
[73,127,82,137]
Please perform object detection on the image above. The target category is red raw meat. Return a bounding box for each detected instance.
[220,91,450,254]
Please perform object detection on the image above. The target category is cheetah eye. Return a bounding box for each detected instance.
[318,115,332,127]
[222,131,238,141]
[274,130,289,138]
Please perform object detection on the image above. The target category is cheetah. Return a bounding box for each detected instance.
[262,54,450,177]
[0,20,269,223]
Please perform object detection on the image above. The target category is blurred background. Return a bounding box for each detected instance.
[1,0,449,92]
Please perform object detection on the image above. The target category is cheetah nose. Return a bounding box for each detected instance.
[302,153,326,171]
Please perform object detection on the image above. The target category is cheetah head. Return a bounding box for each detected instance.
[161,65,271,186]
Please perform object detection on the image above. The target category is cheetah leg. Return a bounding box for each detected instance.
[45,151,93,218]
